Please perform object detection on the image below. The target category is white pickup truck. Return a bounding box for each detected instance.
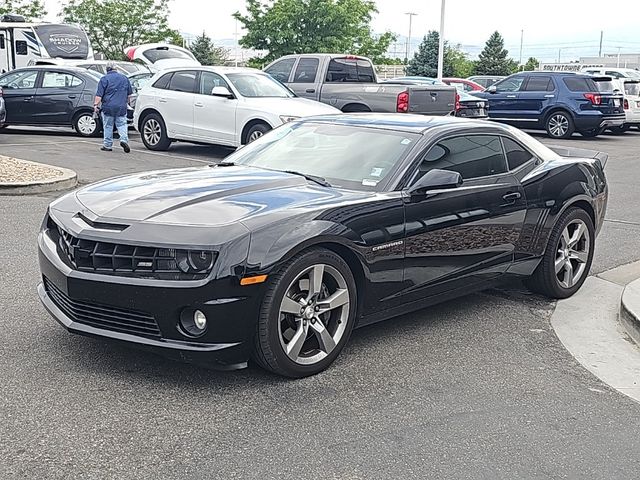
[265,54,456,115]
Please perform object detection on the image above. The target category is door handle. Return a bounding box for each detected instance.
[158,98,167,103]
[305,88,315,93]
[194,102,204,107]
[506,95,517,98]
[23,96,33,102]
[544,94,555,98]
[68,95,77,99]
[502,192,522,205]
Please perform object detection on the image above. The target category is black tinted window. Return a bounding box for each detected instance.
[153,73,172,90]
[502,137,534,170]
[326,58,375,83]
[265,58,296,83]
[524,76,554,91]
[415,135,507,181]
[168,71,197,93]
[292,58,319,83]
[563,77,597,92]
[15,40,27,55]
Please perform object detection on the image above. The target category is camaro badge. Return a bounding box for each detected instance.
[372,240,404,252]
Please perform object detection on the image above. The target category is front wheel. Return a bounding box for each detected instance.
[73,112,100,137]
[526,207,595,299]
[141,113,171,151]
[245,123,271,144]
[545,111,574,139]
[253,248,357,378]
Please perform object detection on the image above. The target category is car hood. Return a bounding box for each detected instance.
[72,166,371,228]
[242,97,340,117]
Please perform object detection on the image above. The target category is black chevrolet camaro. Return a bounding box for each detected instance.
[38,115,608,377]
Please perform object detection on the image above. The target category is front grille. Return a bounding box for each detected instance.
[48,217,214,281]
[44,277,161,338]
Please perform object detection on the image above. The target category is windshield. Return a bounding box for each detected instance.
[226,73,294,98]
[143,48,195,63]
[594,79,616,92]
[225,123,419,190]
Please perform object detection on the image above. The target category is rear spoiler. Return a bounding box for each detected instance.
[548,145,609,168]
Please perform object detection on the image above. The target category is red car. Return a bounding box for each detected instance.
[442,77,485,92]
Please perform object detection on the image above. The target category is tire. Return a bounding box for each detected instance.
[526,207,595,299]
[73,112,100,137]
[545,111,574,139]
[253,248,358,378]
[245,123,271,144]
[140,113,171,151]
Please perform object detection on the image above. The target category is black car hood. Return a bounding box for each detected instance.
[74,166,372,227]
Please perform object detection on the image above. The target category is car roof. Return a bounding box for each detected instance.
[156,66,264,75]
[297,113,503,134]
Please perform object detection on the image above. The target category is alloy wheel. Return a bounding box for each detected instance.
[144,119,161,146]
[555,219,590,289]
[248,130,263,142]
[278,263,350,365]
[77,115,97,135]
[548,114,569,138]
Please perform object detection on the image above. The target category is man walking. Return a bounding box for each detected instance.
[94,62,132,153]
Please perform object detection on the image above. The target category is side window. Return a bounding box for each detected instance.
[326,58,376,83]
[41,72,83,88]
[15,40,27,55]
[523,76,554,92]
[292,58,319,83]
[168,71,197,93]
[413,135,507,182]
[605,71,623,79]
[563,77,595,92]
[0,34,5,50]
[494,76,524,92]
[199,71,229,95]
[153,73,173,90]
[0,70,38,89]
[264,58,296,83]
[502,137,535,171]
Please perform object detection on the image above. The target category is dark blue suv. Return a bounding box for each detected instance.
[473,72,625,138]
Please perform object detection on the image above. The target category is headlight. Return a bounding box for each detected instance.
[279,115,300,124]
[176,250,216,274]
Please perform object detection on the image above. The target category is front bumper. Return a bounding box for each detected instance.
[38,229,260,370]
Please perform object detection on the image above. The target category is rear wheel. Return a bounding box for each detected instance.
[253,248,357,378]
[526,207,594,299]
[545,111,574,139]
[141,113,171,151]
[73,112,100,137]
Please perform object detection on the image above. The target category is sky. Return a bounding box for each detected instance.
[43,0,640,62]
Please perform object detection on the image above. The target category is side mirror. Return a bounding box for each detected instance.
[487,85,497,93]
[408,169,463,196]
[211,86,233,98]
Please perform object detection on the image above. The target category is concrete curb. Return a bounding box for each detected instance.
[621,279,640,346]
[0,159,77,195]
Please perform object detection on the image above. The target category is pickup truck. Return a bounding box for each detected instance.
[264,54,456,116]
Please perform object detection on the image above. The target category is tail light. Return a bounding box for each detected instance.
[624,98,629,110]
[396,91,409,113]
[455,92,460,111]
[583,93,602,105]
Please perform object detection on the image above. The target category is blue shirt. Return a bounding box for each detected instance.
[96,70,133,117]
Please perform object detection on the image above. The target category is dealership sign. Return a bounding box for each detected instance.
[539,63,605,72]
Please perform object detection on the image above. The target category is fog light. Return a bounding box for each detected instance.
[194,310,207,330]
[179,308,207,337]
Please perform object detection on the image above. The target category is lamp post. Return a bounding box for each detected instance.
[436,0,445,80]
[405,12,417,63]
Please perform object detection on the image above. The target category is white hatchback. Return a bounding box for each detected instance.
[133,66,340,150]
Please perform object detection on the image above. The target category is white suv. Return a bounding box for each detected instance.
[133,66,340,150]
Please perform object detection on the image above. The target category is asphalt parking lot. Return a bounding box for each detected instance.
[2,126,640,479]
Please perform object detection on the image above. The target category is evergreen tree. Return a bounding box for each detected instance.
[406,31,440,78]
[0,0,46,20]
[475,31,518,76]
[189,32,229,66]
[523,57,539,71]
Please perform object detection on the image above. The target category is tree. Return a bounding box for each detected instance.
[189,31,229,65]
[523,57,539,71]
[475,31,518,76]
[62,0,183,60]
[234,0,395,64]
[0,0,46,20]
[406,31,471,78]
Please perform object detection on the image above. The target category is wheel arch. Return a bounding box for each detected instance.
[241,119,273,145]
[543,105,575,123]
[341,103,371,113]
[137,107,163,131]
[539,195,597,257]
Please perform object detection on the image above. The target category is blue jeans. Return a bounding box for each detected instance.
[102,114,128,148]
